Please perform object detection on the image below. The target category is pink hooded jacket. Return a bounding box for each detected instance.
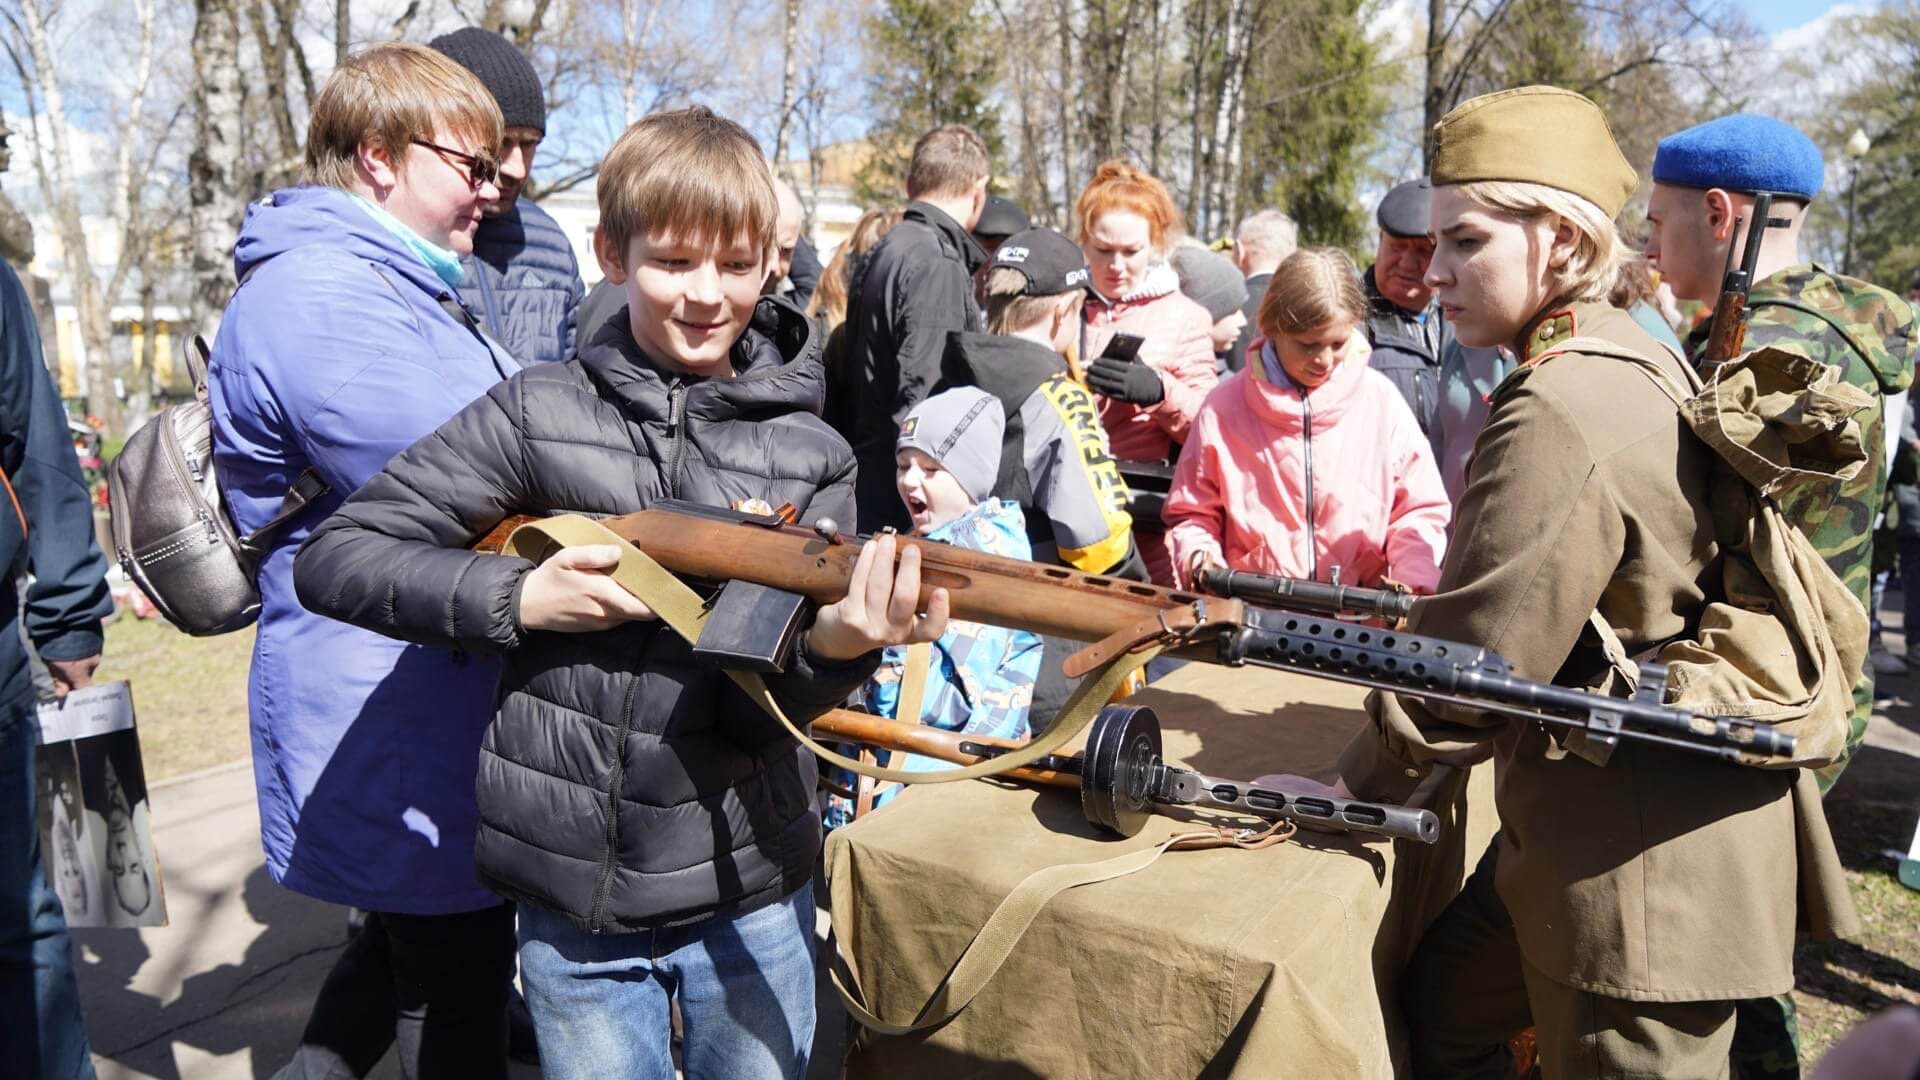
[1164,334,1451,594]
[1084,262,1219,583]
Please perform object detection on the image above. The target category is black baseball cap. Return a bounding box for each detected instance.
[973,195,1032,241]
[989,228,1093,297]
[1376,178,1432,238]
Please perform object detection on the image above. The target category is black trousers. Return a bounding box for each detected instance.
[273,903,517,1080]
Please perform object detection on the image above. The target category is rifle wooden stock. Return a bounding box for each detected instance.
[1701,292,1748,366]
[474,501,1211,649]
[809,709,1078,789]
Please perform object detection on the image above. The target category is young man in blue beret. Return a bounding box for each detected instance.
[1644,110,1919,1080]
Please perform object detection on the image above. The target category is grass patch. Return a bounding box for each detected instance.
[103,614,254,782]
[1788,683,1920,1065]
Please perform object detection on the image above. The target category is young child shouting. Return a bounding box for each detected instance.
[1164,247,1450,594]
[823,386,1043,828]
[292,106,943,1080]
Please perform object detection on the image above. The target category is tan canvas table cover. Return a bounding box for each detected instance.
[824,663,1500,1079]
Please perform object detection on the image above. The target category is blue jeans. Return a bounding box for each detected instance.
[517,883,815,1080]
[0,702,96,1080]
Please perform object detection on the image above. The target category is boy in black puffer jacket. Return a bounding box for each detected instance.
[293,106,947,1080]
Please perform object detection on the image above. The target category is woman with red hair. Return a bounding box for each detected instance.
[1075,161,1218,583]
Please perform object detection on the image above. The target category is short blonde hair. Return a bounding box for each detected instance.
[985,268,1084,334]
[303,42,502,190]
[597,106,777,268]
[1259,247,1367,338]
[1454,180,1625,303]
[907,125,990,200]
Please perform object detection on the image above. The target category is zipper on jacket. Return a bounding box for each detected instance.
[474,258,504,340]
[664,379,689,499]
[1301,389,1318,581]
[586,676,643,933]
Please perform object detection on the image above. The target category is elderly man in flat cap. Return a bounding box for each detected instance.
[1362,178,1507,499]
[1362,178,1461,435]
[1645,111,1918,1080]
[1298,86,1860,1079]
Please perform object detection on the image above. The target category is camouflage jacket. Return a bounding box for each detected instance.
[1692,263,1917,612]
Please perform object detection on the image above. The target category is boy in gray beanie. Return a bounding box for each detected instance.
[823,386,1044,827]
[1171,245,1251,368]
[896,385,1005,533]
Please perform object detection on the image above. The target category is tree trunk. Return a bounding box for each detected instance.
[1218,0,1254,230]
[1186,0,1211,231]
[191,0,248,343]
[1147,0,1165,177]
[1056,0,1078,213]
[1424,0,1447,167]
[336,0,350,64]
[248,2,300,169]
[19,0,123,432]
[620,0,663,128]
[774,0,801,165]
[140,274,159,400]
[272,0,316,109]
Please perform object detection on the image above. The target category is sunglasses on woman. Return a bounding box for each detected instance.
[411,137,499,190]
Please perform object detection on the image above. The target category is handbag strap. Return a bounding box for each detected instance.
[235,468,329,572]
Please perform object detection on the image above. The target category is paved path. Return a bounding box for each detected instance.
[74,761,844,1079]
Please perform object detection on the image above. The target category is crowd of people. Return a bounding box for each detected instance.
[4,22,1919,1080]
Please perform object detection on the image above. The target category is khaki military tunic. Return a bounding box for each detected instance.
[1339,301,1857,1002]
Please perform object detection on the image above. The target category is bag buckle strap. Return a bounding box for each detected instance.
[1062,597,1243,679]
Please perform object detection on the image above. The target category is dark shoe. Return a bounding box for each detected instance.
[508,983,540,1065]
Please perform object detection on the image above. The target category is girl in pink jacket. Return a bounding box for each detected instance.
[1075,161,1220,582]
[1165,247,1451,595]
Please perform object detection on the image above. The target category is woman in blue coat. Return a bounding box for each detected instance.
[207,43,520,1079]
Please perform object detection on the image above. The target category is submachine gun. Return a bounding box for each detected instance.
[476,501,1799,770]
[810,704,1447,843]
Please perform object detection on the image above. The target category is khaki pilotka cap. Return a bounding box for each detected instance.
[1429,86,1638,217]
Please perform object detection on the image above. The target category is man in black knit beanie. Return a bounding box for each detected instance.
[430,27,585,366]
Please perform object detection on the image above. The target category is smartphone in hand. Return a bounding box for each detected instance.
[1100,332,1146,363]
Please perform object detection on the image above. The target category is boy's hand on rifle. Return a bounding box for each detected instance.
[517,545,659,633]
[807,534,950,662]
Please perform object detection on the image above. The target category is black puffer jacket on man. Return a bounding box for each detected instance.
[839,201,986,532]
[295,296,875,932]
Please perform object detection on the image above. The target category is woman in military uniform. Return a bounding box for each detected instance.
[1328,86,1855,1078]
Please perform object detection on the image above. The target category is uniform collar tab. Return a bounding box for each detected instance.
[1521,308,1579,364]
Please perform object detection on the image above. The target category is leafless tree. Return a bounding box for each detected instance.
[189,0,248,346]
[7,0,164,430]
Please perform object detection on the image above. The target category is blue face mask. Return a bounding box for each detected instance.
[350,193,467,288]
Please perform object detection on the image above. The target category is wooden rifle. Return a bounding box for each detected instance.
[474,500,1797,763]
[1701,191,1791,366]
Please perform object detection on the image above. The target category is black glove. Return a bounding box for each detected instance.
[1086,355,1165,407]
